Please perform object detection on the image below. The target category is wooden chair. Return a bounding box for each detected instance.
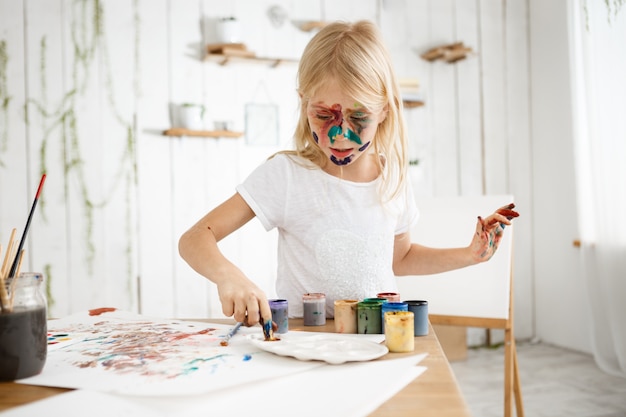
[396,195,524,417]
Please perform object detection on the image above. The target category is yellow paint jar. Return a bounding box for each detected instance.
[384,311,414,353]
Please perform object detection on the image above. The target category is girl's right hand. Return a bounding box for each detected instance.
[214,265,271,327]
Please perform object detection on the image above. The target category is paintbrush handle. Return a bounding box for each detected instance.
[227,322,243,339]
[8,174,46,279]
[220,322,243,346]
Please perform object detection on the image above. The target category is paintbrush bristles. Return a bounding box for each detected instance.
[0,244,8,312]
[0,230,18,313]
[8,249,26,310]
[0,229,17,279]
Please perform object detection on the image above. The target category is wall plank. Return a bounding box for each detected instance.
[23,0,70,317]
[479,0,509,193]
[0,0,29,260]
[135,0,174,316]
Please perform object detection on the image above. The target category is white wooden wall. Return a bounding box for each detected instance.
[0,0,533,341]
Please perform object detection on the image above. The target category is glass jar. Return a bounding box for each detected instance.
[0,272,47,381]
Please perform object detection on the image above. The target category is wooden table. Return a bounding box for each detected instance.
[0,319,471,417]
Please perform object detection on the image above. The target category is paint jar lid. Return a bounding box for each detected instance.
[404,300,428,306]
[303,293,325,301]
[363,297,387,304]
[382,301,408,311]
[334,299,359,306]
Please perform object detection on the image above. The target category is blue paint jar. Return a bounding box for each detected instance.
[381,301,408,333]
[269,299,289,333]
[405,300,428,336]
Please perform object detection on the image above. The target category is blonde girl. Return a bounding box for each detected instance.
[179,21,517,325]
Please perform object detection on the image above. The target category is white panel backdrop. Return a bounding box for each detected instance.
[0,0,533,343]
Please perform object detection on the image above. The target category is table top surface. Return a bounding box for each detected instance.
[0,318,470,417]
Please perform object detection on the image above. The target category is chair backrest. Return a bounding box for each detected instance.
[396,195,514,321]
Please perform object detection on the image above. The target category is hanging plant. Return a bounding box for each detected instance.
[604,0,625,20]
[22,0,140,305]
[584,0,625,28]
[0,40,10,166]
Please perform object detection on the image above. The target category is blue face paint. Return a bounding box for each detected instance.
[358,141,371,152]
[331,155,353,166]
[343,129,362,145]
[313,131,319,143]
[328,125,362,145]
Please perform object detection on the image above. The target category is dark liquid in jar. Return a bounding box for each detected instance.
[0,306,47,380]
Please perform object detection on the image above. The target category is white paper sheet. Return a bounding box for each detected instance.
[21,310,324,395]
[4,354,427,417]
[10,310,427,416]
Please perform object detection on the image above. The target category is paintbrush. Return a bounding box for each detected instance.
[8,174,46,279]
[260,316,278,341]
[220,322,243,346]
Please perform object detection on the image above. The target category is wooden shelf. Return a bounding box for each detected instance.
[204,53,298,68]
[403,100,425,108]
[291,20,328,32]
[163,128,243,138]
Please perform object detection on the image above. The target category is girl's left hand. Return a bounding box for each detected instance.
[470,203,519,262]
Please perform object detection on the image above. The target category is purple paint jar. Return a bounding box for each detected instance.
[302,293,326,326]
[269,299,289,334]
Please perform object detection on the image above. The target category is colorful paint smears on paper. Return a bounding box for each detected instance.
[19,310,323,396]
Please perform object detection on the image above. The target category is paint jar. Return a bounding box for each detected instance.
[384,311,415,353]
[405,300,429,336]
[381,301,408,333]
[269,299,289,334]
[0,272,47,381]
[363,297,388,306]
[377,292,401,302]
[333,299,358,334]
[216,17,242,44]
[302,293,326,326]
[357,300,383,334]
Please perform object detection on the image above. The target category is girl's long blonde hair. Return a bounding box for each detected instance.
[285,20,409,202]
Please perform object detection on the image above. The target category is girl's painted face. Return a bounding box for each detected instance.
[306,81,386,167]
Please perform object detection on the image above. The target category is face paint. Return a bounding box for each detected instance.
[328,125,362,145]
[306,81,385,170]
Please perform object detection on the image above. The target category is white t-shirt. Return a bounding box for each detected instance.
[236,153,418,318]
